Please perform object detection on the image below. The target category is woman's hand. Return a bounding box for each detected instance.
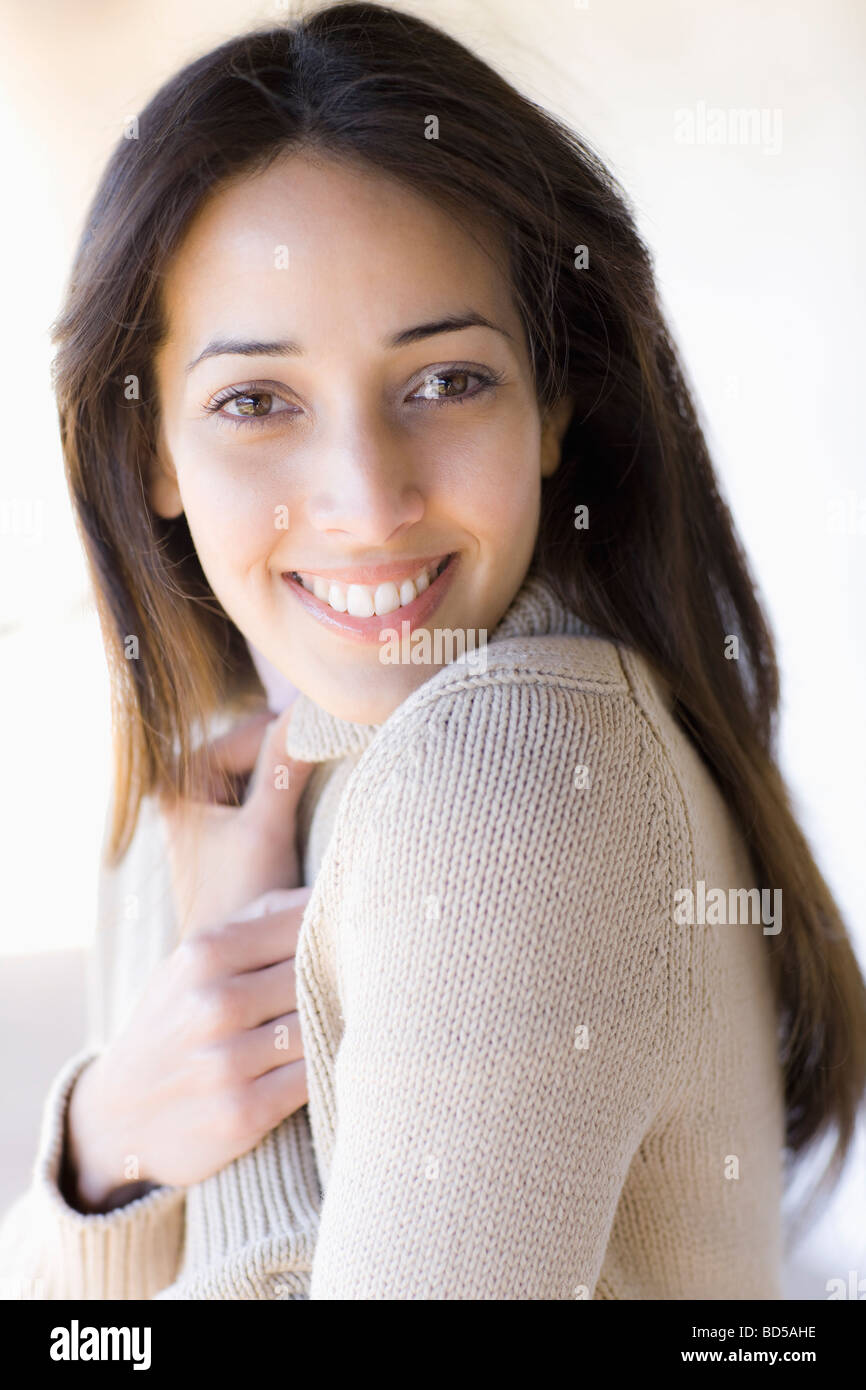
[158,704,317,939]
[63,706,319,1209]
[66,887,313,1204]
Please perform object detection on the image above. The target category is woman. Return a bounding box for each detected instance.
[1,1,863,1299]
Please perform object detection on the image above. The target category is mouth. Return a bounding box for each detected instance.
[280,553,459,644]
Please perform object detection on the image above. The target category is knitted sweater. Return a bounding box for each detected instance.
[0,571,786,1299]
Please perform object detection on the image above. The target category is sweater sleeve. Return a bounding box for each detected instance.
[0,796,186,1300]
[306,676,696,1299]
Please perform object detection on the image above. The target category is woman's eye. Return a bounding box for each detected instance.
[410,369,496,405]
[211,390,294,420]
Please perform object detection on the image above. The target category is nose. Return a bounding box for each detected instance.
[304,418,425,546]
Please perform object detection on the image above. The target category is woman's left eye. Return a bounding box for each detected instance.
[409,368,499,405]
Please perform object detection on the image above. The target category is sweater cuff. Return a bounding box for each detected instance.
[4,1047,186,1300]
[159,1107,320,1299]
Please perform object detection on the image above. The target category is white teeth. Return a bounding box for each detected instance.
[373,581,402,615]
[293,558,448,617]
[328,582,348,612]
[346,584,375,618]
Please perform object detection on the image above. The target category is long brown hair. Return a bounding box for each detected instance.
[50,1,865,1215]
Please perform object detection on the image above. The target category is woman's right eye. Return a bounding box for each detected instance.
[204,384,298,426]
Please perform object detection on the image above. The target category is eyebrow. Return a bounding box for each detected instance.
[184,312,513,373]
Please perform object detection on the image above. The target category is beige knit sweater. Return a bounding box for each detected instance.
[0,571,786,1299]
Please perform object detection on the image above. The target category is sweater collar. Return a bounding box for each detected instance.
[283,569,594,763]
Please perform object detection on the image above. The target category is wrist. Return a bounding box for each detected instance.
[63,1056,148,1212]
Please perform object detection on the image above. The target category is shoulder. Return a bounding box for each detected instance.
[354,631,674,788]
[336,631,694,882]
[387,628,630,716]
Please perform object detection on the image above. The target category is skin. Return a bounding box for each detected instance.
[151,149,573,725]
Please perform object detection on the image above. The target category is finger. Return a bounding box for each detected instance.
[242,704,317,831]
[194,889,312,971]
[232,957,297,1025]
[187,708,276,803]
[243,1011,304,1073]
[249,1056,308,1125]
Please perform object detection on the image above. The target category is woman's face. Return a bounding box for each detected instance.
[152,151,572,723]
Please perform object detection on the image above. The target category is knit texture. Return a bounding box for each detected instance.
[0,570,786,1299]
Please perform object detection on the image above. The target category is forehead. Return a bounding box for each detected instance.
[158,150,520,352]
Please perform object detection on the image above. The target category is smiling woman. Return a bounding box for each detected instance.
[148,150,560,721]
[0,0,864,1302]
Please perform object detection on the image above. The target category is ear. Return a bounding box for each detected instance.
[539,394,575,478]
[149,431,184,520]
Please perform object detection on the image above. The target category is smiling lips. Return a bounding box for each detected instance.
[281,553,457,640]
[290,556,449,617]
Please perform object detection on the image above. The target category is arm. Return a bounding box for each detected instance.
[307,677,695,1299]
[0,795,186,1300]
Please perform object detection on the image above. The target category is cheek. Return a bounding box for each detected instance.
[436,416,541,537]
[174,441,278,584]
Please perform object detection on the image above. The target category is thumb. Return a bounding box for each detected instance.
[242,703,317,832]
